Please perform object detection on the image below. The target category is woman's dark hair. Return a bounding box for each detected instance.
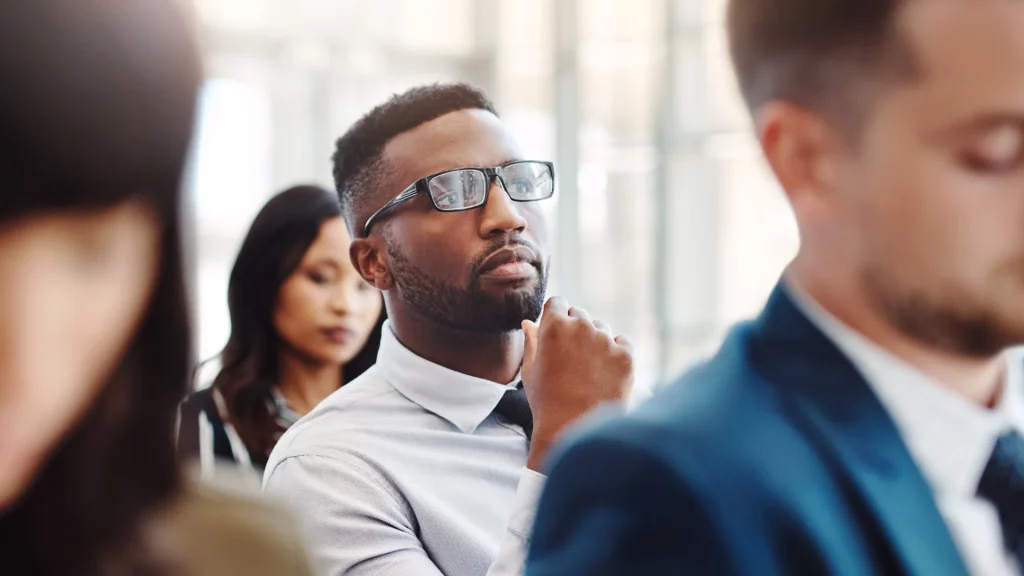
[0,1,200,574]
[210,185,384,467]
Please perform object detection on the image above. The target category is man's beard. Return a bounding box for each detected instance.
[862,257,1024,358]
[386,238,547,334]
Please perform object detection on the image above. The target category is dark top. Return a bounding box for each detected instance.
[178,388,232,465]
[178,386,299,473]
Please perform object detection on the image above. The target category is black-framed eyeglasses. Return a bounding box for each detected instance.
[362,160,555,237]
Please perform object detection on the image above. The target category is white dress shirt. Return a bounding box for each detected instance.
[788,281,1024,576]
[264,322,563,576]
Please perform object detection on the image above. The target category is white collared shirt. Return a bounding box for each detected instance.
[263,322,542,576]
[787,281,1024,576]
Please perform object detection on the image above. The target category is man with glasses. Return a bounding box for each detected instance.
[264,83,637,576]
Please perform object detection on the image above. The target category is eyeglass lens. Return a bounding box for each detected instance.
[426,162,553,211]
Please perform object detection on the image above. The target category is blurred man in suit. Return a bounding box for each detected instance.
[528,1,1024,575]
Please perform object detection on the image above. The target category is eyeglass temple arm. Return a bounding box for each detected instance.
[362,184,419,237]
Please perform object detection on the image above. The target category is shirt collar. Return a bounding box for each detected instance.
[268,387,302,428]
[375,320,519,434]
[784,278,1024,497]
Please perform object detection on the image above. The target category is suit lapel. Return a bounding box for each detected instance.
[750,285,969,576]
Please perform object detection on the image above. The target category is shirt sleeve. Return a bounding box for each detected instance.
[264,453,545,576]
[485,468,547,576]
[264,453,445,576]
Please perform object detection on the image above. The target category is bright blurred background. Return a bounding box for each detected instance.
[185,0,799,389]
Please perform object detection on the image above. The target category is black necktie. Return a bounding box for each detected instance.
[493,382,533,441]
[977,431,1024,564]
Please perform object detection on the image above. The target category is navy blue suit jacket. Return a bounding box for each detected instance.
[526,285,970,576]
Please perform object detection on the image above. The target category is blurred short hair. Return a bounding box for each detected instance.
[331,83,498,233]
[727,0,916,131]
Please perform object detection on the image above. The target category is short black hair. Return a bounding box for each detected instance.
[331,83,498,232]
[727,0,914,129]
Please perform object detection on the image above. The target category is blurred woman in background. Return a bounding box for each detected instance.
[179,185,384,473]
[0,2,312,574]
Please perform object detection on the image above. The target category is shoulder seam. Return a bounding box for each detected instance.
[275,386,405,452]
[268,451,413,524]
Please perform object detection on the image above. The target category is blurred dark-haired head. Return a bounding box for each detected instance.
[211,185,384,467]
[0,0,200,573]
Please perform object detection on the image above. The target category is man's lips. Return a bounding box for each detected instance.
[477,246,539,276]
[480,261,536,280]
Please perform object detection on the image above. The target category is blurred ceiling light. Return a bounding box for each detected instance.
[192,78,271,230]
[578,163,609,240]
[578,163,609,196]
[193,0,270,31]
[704,132,760,159]
[287,41,331,70]
[344,47,384,75]
[580,121,613,154]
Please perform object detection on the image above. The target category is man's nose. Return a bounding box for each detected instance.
[478,178,528,238]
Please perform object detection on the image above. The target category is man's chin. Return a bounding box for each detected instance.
[475,298,544,333]
[465,271,546,331]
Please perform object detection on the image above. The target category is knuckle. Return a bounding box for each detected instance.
[541,319,568,341]
[547,296,567,309]
[612,347,634,368]
[563,316,585,333]
[550,314,572,329]
[595,330,616,350]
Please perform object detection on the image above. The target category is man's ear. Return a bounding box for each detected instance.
[350,237,394,290]
[755,101,844,227]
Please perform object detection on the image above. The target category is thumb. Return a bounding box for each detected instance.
[521,319,539,372]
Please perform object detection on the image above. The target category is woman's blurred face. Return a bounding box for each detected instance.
[274,217,383,367]
[0,200,160,509]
